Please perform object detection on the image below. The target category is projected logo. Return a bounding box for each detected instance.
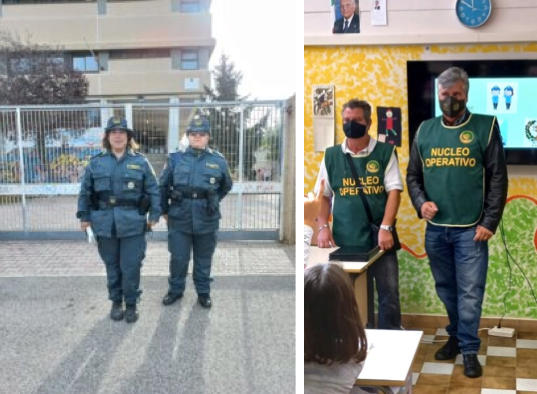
[525,119,537,147]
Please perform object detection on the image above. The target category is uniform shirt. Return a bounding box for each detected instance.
[77,149,161,238]
[159,146,233,234]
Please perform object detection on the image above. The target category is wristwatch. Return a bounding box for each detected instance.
[380,224,394,232]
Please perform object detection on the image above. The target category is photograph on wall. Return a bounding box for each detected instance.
[313,86,334,116]
[313,85,335,152]
[376,107,401,147]
[371,0,387,26]
[331,0,360,34]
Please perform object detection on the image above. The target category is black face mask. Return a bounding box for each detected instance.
[343,120,368,139]
[439,96,466,118]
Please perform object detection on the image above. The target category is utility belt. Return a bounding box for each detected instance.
[170,187,211,203]
[94,195,150,215]
[98,197,139,209]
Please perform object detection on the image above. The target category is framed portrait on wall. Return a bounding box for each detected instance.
[331,0,360,34]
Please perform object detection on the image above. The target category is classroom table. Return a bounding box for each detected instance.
[357,329,423,393]
[307,246,385,327]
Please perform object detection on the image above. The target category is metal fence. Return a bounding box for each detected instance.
[0,101,286,240]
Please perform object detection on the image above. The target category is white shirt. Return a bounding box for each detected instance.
[314,137,403,198]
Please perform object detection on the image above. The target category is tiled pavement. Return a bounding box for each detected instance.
[0,240,296,394]
[410,327,537,394]
[0,240,296,277]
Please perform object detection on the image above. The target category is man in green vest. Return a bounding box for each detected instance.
[407,67,508,378]
[315,98,403,330]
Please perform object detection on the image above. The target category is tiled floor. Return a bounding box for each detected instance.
[410,327,537,394]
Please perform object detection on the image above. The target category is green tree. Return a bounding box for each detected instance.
[203,54,268,180]
[0,29,88,105]
[0,29,90,183]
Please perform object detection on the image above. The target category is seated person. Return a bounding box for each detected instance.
[305,263,370,394]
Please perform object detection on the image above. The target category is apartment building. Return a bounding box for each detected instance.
[0,0,214,104]
[0,0,214,159]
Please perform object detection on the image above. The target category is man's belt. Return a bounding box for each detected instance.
[170,187,209,201]
[98,197,139,209]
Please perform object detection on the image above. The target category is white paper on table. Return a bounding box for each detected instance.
[86,226,96,245]
[371,0,387,26]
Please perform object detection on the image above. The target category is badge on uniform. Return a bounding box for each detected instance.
[127,164,141,170]
[210,177,216,184]
[127,181,135,189]
[206,162,220,169]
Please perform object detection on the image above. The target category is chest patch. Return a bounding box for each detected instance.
[127,164,141,170]
[206,162,220,170]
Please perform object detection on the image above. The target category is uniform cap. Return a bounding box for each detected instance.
[187,115,210,134]
[105,116,132,133]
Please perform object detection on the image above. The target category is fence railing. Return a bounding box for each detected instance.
[0,101,286,239]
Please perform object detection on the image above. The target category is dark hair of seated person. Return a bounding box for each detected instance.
[304,263,367,365]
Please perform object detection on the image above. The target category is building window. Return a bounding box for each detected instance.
[72,54,99,73]
[181,51,198,70]
[180,0,200,13]
[109,49,170,60]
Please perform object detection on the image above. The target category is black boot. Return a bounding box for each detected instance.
[162,292,183,306]
[125,304,139,323]
[198,294,212,308]
[463,354,482,378]
[435,336,460,360]
[110,300,124,321]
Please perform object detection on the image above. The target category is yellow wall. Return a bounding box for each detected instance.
[304,43,537,318]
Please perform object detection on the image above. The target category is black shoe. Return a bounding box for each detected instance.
[435,336,460,360]
[110,300,124,321]
[125,304,139,323]
[198,294,211,308]
[463,354,482,378]
[162,292,183,306]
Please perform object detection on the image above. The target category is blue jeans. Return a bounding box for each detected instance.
[425,224,489,354]
[368,252,402,330]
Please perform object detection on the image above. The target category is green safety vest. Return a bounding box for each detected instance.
[325,141,394,247]
[416,114,495,226]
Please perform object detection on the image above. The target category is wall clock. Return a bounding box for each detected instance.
[456,0,492,28]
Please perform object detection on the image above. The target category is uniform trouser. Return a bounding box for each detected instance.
[425,224,488,354]
[168,229,217,295]
[96,233,146,305]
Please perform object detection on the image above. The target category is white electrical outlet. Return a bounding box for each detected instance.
[488,326,515,338]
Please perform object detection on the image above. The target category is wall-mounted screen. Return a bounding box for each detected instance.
[408,60,537,165]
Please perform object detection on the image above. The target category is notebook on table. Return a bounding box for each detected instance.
[329,245,381,262]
